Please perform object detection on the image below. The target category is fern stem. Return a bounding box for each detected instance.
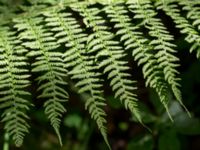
[3,129,9,150]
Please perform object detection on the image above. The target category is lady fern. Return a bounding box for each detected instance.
[178,0,200,30]
[43,8,110,148]
[127,0,188,116]
[72,2,143,124]
[104,1,173,119]
[0,27,31,146]
[14,16,69,145]
[156,0,200,59]
[0,0,199,148]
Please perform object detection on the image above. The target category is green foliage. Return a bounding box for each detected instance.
[43,7,110,148]
[73,2,142,123]
[156,0,200,59]
[14,16,69,145]
[0,0,199,149]
[0,27,31,147]
[105,1,173,120]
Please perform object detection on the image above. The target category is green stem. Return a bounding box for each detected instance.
[3,132,9,150]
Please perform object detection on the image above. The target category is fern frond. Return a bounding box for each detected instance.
[104,2,174,120]
[43,8,110,148]
[0,27,31,146]
[71,3,143,124]
[14,16,69,145]
[128,0,185,115]
[156,0,200,59]
[177,0,200,31]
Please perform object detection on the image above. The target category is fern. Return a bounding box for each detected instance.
[156,0,200,59]
[0,27,31,146]
[178,0,200,30]
[14,16,69,145]
[104,1,173,119]
[43,8,110,148]
[127,0,189,115]
[72,2,143,124]
[0,0,199,148]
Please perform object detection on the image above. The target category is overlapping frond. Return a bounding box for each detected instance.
[128,0,186,114]
[14,16,68,145]
[43,8,110,148]
[156,0,200,59]
[105,2,173,119]
[0,27,31,146]
[71,3,143,124]
[0,0,197,147]
[178,0,200,31]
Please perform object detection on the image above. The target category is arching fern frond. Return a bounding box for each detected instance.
[43,8,110,148]
[14,16,69,145]
[0,27,31,147]
[156,0,200,60]
[127,0,187,115]
[71,3,143,124]
[104,2,173,120]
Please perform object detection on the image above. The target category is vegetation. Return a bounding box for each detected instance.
[0,0,200,149]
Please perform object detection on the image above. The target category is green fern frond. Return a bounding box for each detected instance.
[0,27,31,147]
[128,0,185,115]
[14,16,69,145]
[156,0,200,59]
[43,8,110,148]
[177,0,200,31]
[104,2,173,120]
[71,3,143,124]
